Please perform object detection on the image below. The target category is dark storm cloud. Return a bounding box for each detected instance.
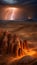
[0,0,37,21]
[0,0,37,5]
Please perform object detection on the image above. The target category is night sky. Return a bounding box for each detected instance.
[0,0,37,20]
[0,0,37,5]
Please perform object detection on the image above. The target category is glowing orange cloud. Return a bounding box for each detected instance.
[1,7,23,20]
[9,7,19,20]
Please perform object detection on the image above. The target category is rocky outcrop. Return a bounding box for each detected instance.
[0,31,29,56]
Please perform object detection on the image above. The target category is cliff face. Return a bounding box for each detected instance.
[0,31,29,56]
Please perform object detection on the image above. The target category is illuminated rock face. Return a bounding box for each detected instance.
[0,31,29,56]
